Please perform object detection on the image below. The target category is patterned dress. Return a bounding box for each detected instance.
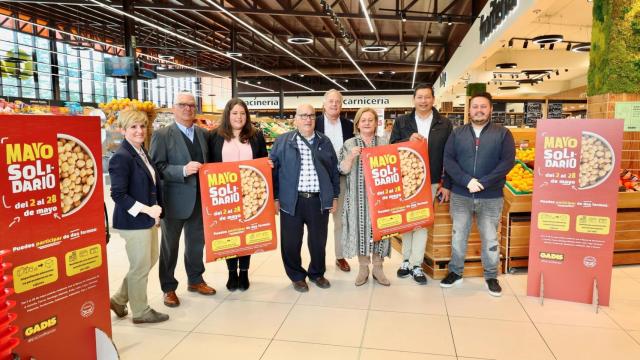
[339,135,391,258]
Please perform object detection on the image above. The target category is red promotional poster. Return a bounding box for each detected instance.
[361,140,434,241]
[199,158,277,262]
[527,119,624,305]
[0,115,111,358]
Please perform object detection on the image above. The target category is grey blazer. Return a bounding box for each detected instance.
[149,122,209,219]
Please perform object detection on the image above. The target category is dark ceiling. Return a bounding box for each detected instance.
[1,0,487,93]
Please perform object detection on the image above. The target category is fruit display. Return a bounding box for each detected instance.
[515,147,535,162]
[619,169,640,192]
[258,120,294,139]
[99,98,157,127]
[506,162,534,193]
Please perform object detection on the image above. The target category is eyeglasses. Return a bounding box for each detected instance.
[177,103,196,109]
[296,113,314,119]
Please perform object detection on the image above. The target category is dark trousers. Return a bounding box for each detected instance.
[280,196,329,282]
[159,196,205,292]
[226,256,251,271]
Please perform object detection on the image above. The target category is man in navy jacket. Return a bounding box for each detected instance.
[271,103,340,292]
[315,89,354,272]
[390,84,453,285]
[440,92,515,296]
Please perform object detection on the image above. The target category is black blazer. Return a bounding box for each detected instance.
[109,139,163,230]
[315,114,355,143]
[208,130,268,162]
[389,108,453,185]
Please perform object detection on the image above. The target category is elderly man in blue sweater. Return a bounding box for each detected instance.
[440,92,515,296]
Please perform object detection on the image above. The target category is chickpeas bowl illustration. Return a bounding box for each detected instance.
[239,165,269,220]
[579,131,614,190]
[57,134,97,216]
[398,147,426,200]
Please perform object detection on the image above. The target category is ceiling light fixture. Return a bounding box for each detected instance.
[400,11,407,22]
[447,17,453,26]
[358,0,375,32]
[571,43,591,52]
[201,0,344,90]
[378,70,395,75]
[532,34,564,44]
[287,36,313,45]
[87,0,310,91]
[158,54,174,60]
[429,49,434,54]
[339,45,376,89]
[403,45,408,54]
[411,41,422,89]
[496,63,517,69]
[226,51,242,57]
[362,45,388,53]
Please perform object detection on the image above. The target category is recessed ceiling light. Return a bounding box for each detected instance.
[287,36,313,44]
[496,63,517,69]
[532,34,564,44]
[571,43,591,52]
[226,52,242,57]
[362,45,388,53]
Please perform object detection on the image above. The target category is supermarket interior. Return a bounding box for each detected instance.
[1,0,640,359]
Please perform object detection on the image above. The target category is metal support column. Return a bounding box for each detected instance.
[279,81,284,119]
[123,0,138,99]
[231,23,238,98]
[48,19,60,101]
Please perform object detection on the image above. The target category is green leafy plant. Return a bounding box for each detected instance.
[588,0,640,95]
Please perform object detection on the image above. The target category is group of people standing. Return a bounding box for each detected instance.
[107,85,515,324]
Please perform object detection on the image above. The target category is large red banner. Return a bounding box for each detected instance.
[361,140,434,241]
[199,158,277,262]
[0,115,111,358]
[527,119,624,305]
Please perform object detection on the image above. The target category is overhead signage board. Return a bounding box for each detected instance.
[480,0,518,43]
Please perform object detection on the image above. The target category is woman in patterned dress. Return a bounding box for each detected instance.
[339,107,391,286]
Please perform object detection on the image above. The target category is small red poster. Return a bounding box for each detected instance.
[361,140,434,241]
[199,158,277,262]
[527,119,624,305]
[0,115,111,359]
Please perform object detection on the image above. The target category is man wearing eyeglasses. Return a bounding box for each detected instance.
[150,91,216,308]
[315,89,354,273]
[270,103,340,292]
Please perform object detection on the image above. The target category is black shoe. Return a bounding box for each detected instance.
[309,276,331,289]
[486,278,502,297]
[411,266,427,285]
[238,269,250,291]
[226,270,239,291]
[397,260,411,278]
[440,272,463,288]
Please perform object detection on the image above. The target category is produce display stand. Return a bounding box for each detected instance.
[501,190,640,273]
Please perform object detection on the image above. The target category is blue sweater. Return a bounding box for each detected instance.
[443,123,515,198]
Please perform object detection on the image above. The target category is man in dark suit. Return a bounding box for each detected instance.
[390,84,453,285]
[150,92,215,307]
[315,89,354,272]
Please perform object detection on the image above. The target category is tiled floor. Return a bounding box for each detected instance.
[105,193,640,360]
